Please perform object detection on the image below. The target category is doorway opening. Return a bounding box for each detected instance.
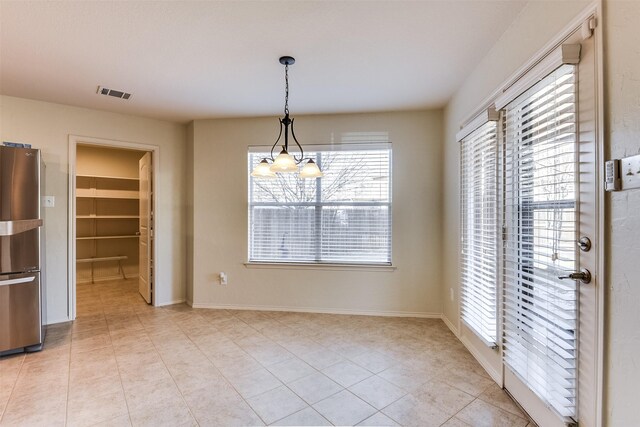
[69,136,158,320]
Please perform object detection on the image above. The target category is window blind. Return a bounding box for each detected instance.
[460,121,499,346]
[248,146,391,264]
[502,64,578,418]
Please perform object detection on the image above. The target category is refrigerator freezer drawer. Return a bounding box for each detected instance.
[0,272,42,353]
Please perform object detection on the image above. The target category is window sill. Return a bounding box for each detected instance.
[244,262,397,272]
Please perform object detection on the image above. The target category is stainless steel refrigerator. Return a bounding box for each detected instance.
[0,145,45,354]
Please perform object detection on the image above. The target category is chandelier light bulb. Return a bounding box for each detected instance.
[251,159,276,178]
[299,159,323,179]
[270,148,298,173]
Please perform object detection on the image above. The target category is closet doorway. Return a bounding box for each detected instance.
[69,136,159,320]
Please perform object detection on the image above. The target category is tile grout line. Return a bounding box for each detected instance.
[82,282,161,425]
[64,324,73,427]
[475,388,532,421]
[111,310,138,427]
[441,396,478,426]
[180,311,339,426]
[0,352,27,424]
[136,308,202,426]
[369,369,481,426]
[174,311,271,426]
[229,315,390,426]
[359,379,412,427]
[242,351,340,424]
[216,315,340,425]
[71,291,124,426]
[53,279,530,426]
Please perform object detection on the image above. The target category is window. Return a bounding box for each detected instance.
[460,120,499,346]
[248,145,392,264]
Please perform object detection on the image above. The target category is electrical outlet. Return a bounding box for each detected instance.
[219,272,228,285]
[450,288,454,302]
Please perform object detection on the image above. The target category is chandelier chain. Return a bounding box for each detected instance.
[284,64,289,115]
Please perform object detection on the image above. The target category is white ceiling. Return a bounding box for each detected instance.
[0,1,527,123]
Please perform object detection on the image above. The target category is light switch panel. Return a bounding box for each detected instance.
[42,196,55,207]
[621,154,640,191]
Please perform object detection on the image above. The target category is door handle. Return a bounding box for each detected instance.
[0,276,36,287]
[558,268,591,284]
[0,219,43,236]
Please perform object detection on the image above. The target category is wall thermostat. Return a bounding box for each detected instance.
[605,159,621,191]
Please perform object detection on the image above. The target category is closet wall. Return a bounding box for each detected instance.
[76,145,146,283]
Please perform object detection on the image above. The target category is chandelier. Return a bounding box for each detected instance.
[250,56,323,179]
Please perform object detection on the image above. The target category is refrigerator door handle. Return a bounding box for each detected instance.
[0,219,43,236]
[0,276,36,287]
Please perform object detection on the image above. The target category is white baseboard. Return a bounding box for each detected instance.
[45,317,72,325]
[459,333,501,385]
[190,302,441,318]
[77,274,134,284]
[441,314,460,337]
[156,299,186,307]
[441,314,500,385]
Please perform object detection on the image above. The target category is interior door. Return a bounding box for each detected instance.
[138,152,152,304]
[502,31,598,426]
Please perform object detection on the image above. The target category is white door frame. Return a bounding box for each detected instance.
[68,135,160,319]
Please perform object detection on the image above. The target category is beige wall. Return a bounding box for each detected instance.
[191,110,444,315]
[602,1,640,424]
[0,95,187,323]
[76,145,145,178]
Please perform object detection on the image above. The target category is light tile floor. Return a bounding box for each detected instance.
[0,279,533,426]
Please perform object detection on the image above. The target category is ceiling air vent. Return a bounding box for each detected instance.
[96,86,132,100]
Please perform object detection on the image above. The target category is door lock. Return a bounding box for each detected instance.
[578,236,592,252]
[558,268,592,284]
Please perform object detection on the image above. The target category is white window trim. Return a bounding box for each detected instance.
[244,262,397,271]
[249,142,391,153]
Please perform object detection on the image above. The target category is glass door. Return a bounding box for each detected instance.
[501,32,598,426]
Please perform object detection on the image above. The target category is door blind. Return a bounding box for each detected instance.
[502,64,578,418]
[460,121,499,346]
[248,146,391,264]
